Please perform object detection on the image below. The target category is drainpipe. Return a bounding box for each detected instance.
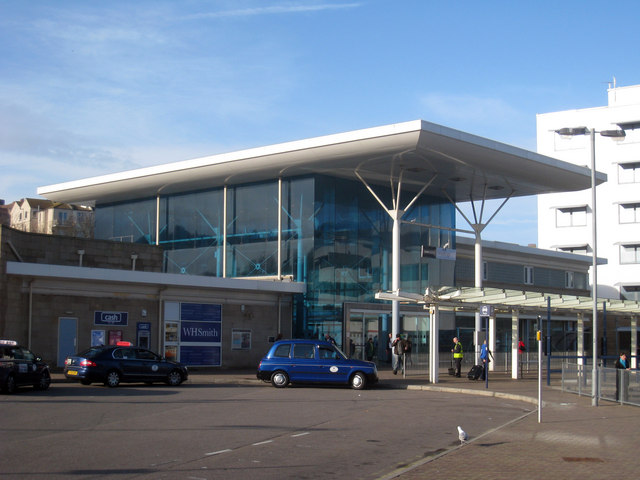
[28,279,34,349]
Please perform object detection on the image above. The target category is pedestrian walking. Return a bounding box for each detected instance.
[480,339,493,380]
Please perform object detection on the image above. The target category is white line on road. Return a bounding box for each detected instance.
[291,432,310,437]
[252,440,274,446]
[205,449,232,456]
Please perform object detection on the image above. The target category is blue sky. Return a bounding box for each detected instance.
[1,0,639,245]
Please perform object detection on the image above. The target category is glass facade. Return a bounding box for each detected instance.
[95,175,455,343]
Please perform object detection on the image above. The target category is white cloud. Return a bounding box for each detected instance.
[182,2,362,20]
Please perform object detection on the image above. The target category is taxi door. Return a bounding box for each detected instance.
[135,348,165,380]
[289,343,317,382]
[316,345,349,383]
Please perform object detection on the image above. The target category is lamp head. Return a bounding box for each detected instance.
[555,127,589,136]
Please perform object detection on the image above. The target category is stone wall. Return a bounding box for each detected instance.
[1,224,163,271]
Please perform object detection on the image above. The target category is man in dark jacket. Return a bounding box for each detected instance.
[392,334,405,375]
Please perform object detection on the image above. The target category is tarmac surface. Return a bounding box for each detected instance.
[51,366,637,480]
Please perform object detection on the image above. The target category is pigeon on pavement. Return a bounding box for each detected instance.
[457,426,468,445]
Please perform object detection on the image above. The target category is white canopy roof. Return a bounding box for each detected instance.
[376,286,640,316]
[38,120,605,205]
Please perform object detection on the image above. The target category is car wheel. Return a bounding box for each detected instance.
[105,370,121,388]
[34,371,51,391]
[270,371,289,388]
[166,370,183,386]
[81,380,92,386]
[3,375,17,394]
[350,372,366,390]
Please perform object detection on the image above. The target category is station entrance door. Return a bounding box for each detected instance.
[346,307,429,367]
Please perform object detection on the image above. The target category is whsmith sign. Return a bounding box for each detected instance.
[94,311,128,326]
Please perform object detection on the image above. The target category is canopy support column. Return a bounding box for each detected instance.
[429,305,440,383]
[511,309,519,379]
[355,168,435,338]
[632,316,638,369]
[444,186,514,364]
[577,313,585,366]
[489,313,496,372]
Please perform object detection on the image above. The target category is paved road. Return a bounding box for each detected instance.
[1,379,533,480]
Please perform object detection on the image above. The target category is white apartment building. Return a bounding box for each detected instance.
[537,84,640,302]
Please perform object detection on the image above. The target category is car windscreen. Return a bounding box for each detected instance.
[319,345,345,360]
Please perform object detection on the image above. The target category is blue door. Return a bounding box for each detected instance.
[58,317,77,367]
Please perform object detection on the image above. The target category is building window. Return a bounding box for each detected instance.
[618,162,640,184]
[565,271,575,288]
[524,266,534,285]
[483,261,488,281]
[555,206,587,227]
[620,244,640,264]
[619,203,640,224]
[558,245,589,255]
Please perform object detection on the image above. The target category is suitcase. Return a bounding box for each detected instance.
[467,365,483,380]
[448,357,456,376]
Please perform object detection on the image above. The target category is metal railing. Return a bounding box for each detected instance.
[562,362,640,407]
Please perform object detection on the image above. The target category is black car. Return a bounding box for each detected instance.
[64,342,188,387]
[0,339,51,394]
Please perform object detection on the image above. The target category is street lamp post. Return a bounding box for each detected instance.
[555,126,625,407]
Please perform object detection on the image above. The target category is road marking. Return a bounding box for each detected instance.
[205,449,232,456]
[291,432,310,437]
[252,440,273,446]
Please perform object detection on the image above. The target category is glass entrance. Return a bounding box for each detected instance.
[347,309,430,368]
[347,313,381,361]
[402,315,430,369]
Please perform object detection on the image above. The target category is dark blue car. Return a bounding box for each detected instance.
[257,339,378,390]
[64,342,188,388]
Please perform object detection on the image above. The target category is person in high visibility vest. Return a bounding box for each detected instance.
[451,337,463,377]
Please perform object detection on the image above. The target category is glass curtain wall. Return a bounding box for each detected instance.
[160,189,224,276]
[95,197,157,244]
[94,175,454,346]
[302,176,453,344]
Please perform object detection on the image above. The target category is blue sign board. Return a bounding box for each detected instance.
[181,345,221,366]
[94,311,128,326]
[176,302,222,367]
[180,303,221,322]
[480,305,494,316]
[137,322,151,332]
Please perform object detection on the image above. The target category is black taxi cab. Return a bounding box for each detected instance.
[0,339,51,393]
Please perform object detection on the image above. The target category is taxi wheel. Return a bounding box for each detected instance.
[271,371,289,388]
[166,370,183,386]
[34,371,51,391]
[350,372,366,390]
[3,375,17,394]
[105,370,121,388]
